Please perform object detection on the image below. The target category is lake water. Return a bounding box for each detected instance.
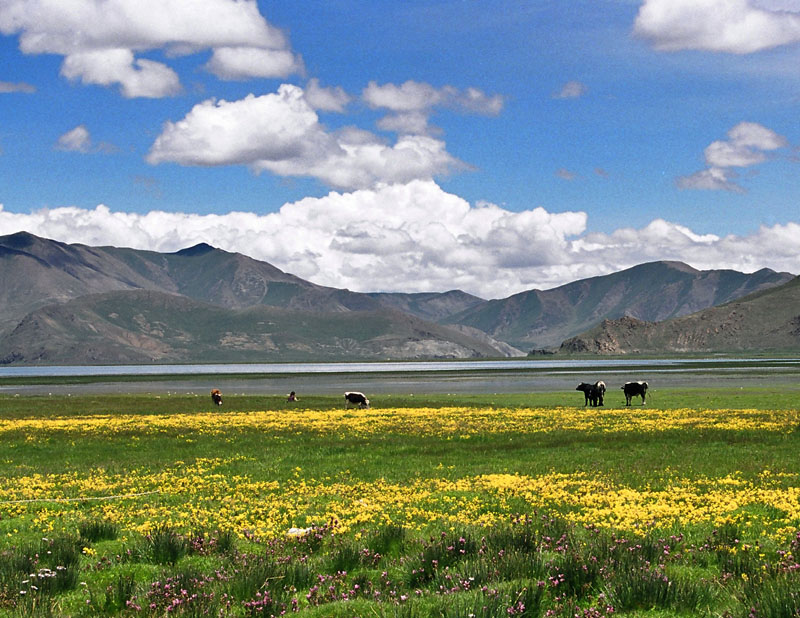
[3,357,799,377]
[1,358,798,396]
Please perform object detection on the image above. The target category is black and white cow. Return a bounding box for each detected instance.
[211,389,223,406]
[344,391,370,408]
[622,381,648,406]
[576,381,606,406]
[595,381,606,406]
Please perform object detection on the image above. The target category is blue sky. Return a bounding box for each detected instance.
[1,0,799,298]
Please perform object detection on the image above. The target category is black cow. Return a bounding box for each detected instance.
[345,391,370,408]
[622,381,648,406]
[211,389,223,406]
[576,381,606,406]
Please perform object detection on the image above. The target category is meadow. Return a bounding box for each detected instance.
[0,386,799,616]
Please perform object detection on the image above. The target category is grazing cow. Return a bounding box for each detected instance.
[210,389,223,406]
[576,381,606,406]
[344,391,370,408]
[621,381,648,406]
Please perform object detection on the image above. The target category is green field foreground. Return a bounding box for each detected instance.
[1,388,800,617]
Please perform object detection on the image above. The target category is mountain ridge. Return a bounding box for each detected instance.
[560,276,800,354]
[0,231,795,364]
[444,260,795,350]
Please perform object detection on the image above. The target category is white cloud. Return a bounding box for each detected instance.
[1,181,797,298]
[676,167,744,192]
[362,80,504,135]
[376,111,435,135]
[556,168,577,181]
[60,49,181,98]
[0,0,302,97]
[54,124,116,154]
[303,78,351,112]
[634,0,800,54]
[0,80,35,93]
[552,80,587,99]
[363,80,503,115]
[147,84,464,190]
[458,87,505,115]
[56,125,92,152]
[205,46,303,80]
[678,121,788,192]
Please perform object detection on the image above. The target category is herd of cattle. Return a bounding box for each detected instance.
[576,380,648,406]
[209,385,647,408]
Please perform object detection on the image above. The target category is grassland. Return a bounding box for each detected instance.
[1,387,799,616]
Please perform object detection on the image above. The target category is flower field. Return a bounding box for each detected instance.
[1,393,800,616]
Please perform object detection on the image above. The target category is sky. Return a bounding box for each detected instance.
[1,0,799,299]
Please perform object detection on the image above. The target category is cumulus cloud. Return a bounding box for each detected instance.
[634,0,800,54]
[1,181,797,298]
[205,46,303,80]
[0,80,36,93]
[705,122,787,167]
[55,124,116,154]
[363,80,503,114]
[362,80,504,135]
[147,84,464,190]
[0,0,303,97]
[552,80,587,99]
[677,121,788,192]
[61,49,182,98]
[303,78,351,112]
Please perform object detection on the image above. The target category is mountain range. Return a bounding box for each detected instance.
[0,231,796,364]
[561,276,800,355]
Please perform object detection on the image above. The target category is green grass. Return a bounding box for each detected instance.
[0,388,799,616]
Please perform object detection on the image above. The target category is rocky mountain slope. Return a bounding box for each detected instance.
[560,276,800,354]
[0,289,508,364]
[444,261,794,350]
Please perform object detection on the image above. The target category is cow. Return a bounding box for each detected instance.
[211,389,223,406]
[576,381,605,406]
[344,391,370,408]
[595,381,606,406]
[622,381,648,406]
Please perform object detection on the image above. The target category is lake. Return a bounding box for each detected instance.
[1,358,798,396]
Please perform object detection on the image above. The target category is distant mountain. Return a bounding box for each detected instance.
[0,231,384,333]
[0,289,511,364]
[560,276,800,354]
[444,261,795,350]
[1,232,795,364]
[0,231,520,363]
